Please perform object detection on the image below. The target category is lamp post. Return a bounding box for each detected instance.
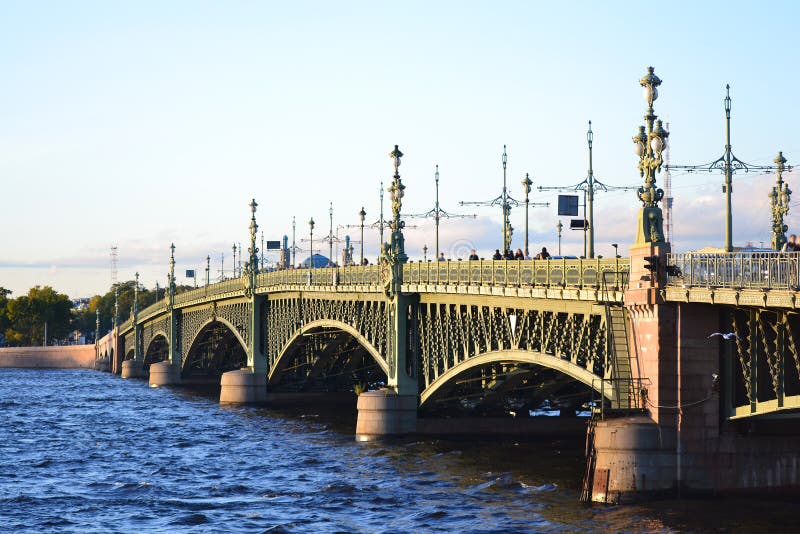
[770,152,791,250]
[291,216,297,268]
[557,220,563,256]
[359,207,366,265]
[586,121,596,258]
[308,218,315,268]
[328,203,334,265]
[232,244,237,277]
[632,66,669,245]
[423,244,428,262]
[206,255,210,286]
[539,121,629,258]
[407,165,476,260]
[113,285,119,329]
[666,85,789,252]
[522,173,532,257]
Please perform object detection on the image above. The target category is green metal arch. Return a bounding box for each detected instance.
[143,330,169,360]
[419,349,614,407]
[268,318,388,384]
[183,317,247,369]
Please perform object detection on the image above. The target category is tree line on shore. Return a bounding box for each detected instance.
[0,281,193,347]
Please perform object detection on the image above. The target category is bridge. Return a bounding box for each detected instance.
[95,68,800,504]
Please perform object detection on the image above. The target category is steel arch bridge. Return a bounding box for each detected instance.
[117,258,636,411]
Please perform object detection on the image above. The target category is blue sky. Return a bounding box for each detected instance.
[1,1,798,297]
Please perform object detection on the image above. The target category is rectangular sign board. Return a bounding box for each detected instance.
[558,195,579,216]
[266,240,282,250]
[570,219,587,230]
[185,269,196,278]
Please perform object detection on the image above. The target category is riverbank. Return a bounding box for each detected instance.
[0,345,95,369]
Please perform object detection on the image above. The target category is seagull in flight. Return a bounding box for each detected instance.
[708,332,739,340]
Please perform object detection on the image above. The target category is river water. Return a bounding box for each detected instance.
[0,369,796,533]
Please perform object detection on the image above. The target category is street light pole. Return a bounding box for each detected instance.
[407,165,475,259]
[359,207,366,265]
[586,121,596,259]
[232,243,237,277]
[557,220,563,256]
[308,218,315,269]
[329,202,334,264]
[724,86,733,252]
[206,255,210,287]
[522,173,532,257]
[292,216,297,268]
[423,244,428,262]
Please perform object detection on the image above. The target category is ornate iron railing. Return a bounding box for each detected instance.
[137,300,167,322]
[666,252,800,290]
[403,258,628,289]
[119,259,630,332]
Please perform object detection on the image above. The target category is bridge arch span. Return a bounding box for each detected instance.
[183,317,247,378]
[143,331,169,366]
[268,318,388,388]
[186,316,247,357]
[419,349,615,409]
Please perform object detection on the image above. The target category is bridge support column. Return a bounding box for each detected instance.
[220,368,267,403]
[356,292,419,440]
[149,360,180,387]
[150,306,182,387]
[356,388,417,441]
[220,295,267,403]
[121,358,145,379]
[589,242,679,502]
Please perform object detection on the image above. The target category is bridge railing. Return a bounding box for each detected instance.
[137,300,168,322]
[403,258,629,289]
[256,265,382,288]
[666,252,800,290]
[174,278,245,305]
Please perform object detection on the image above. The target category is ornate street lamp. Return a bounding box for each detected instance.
[423,244,428,262]
[205,255,210,286]
[632,66,669,245]
[308,217,315,268]
[358,207,366,265]
[522,173,533,257]
[770,152,791,250]
[231,243,237,277]
[557,220,563,256]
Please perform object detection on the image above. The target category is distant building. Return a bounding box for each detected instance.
[301,254,331,268]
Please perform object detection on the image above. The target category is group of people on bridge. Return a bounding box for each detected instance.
[491,247,551,261]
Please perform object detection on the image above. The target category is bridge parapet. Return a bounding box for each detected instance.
[667,251,799,290]
[137,299,168,323]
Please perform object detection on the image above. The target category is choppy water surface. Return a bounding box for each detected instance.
[0,369,796,533]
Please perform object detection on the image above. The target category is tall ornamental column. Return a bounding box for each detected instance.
[220,199,268,403]
[356,145,419,441]
[122,272,146,378]
[150,244,183,387]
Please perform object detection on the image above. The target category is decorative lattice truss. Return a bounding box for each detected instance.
[123,331,135,358]
[417,298,617,398]
[265,294,390,370]
[180,299,251,364]
[730,307,800,413]
[141,315,169,356]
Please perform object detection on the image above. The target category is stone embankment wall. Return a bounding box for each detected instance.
[0,345,96,369]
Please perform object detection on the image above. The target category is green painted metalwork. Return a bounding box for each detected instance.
[666,251,800,291]
[727,307,800,419]
[632,67,668,245]
[770,152,791,251]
